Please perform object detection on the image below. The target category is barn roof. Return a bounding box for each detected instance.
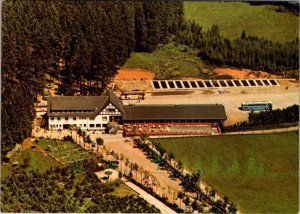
[122,104,227,121]
[47,90,124,117]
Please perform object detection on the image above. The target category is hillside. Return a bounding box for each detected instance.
[184,2,299,42]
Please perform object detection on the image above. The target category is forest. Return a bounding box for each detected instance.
[1,0,183,157]
[176,21,299,73]
[1,159,159,213]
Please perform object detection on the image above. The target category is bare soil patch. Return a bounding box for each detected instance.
[202,90,215,94]
[214,68,281,79]
[22,138,48,156]
[114,68,155,81]
[22,138,35,150]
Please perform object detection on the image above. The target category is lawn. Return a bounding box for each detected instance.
[1,149,60,179]
[122,42,213,80]
[111,183,138,197]
[38,139,94,164]
[154,131,299,213]
[184,2,299,42]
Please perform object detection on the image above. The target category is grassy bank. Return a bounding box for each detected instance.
[1,149,60,179]
[154,132,299,213]
[184,2,299,42]
[122,42,213,80]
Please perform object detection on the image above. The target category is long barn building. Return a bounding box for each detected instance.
[47,90,227,136]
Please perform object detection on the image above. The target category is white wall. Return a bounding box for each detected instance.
[49,114,110,130]
[48,102,122,130]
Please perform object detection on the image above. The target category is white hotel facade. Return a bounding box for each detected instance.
[47,90,124,131]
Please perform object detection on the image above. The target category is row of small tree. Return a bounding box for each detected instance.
[136,135,238,213]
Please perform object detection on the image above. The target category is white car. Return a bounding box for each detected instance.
[218,89,229,94]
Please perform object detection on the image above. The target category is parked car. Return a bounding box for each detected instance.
[218,89,229,94]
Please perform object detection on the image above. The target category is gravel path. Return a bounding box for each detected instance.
[124,181,177,214]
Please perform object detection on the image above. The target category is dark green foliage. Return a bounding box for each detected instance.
[248,104,299,125]
[1,159,159,213]
[227,104,299,130]
[1,0,184,158]
[176,21,299,73]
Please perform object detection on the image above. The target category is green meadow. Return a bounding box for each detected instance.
[184,2,299,42]
[154,132,299,213]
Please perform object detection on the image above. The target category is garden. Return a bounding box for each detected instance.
[38,139,94,164]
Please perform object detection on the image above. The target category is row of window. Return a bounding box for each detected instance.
[50,116,107,121]
[49,124,108,128]
[52,110,94,113]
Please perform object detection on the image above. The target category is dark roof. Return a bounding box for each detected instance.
[102,89,124,113]
[47,90,124,117]
[122,104,227,121]
[47,96,109,117]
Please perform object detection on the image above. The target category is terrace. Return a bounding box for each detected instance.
[123,122,220,136]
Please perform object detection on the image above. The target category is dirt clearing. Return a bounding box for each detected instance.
[114,68,155,81]
[214,68,281,79]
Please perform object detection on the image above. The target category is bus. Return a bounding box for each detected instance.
[120,90,145,100]
[239,101,272,111]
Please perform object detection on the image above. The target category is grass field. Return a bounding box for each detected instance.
[122,42,213,79]
[38,139,94,164]
[184,2,299,42]
[111,183,138,197]
[1,149,60,179]
[154,131,299,213]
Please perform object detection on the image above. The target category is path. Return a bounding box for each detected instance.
[101,135,189,201]
[124,181,177,214]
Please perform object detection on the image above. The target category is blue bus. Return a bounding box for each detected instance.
[240,101,272,111]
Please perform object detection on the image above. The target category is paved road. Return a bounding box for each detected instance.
[124,181,177,214]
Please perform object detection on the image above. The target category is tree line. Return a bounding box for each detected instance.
[135,136,238,213]
[225,104,299,131]
[248,1,299,15]
[1,159,159,213]
[1,0,184,157]
[176,21,299,73]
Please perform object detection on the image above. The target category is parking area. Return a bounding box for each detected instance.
[151,79,280,90]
